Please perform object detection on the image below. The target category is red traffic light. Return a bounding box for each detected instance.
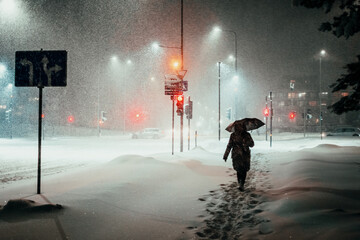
[41,113,45,119]
[67,115,75,123]
[176,95,183,103]
[289,111,296,120]
[263,108,269,117]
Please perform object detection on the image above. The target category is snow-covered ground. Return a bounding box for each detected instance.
[0,133,359,239]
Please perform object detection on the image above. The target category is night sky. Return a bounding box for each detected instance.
[1,0,359,129]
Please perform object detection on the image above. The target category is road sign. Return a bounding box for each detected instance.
[15,50,67,87]
[176,69,187,79]
[165,74,183,95]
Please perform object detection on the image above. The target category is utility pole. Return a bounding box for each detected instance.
[180,0,184,152]
[218,62,221,141]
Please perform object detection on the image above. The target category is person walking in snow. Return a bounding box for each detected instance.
[223,123,254,191]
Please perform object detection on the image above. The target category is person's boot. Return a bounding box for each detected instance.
[238,180,244,191]
[239,181,245,192]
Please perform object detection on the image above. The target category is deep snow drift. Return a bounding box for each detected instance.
[0,134,359,239]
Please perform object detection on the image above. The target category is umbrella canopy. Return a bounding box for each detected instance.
[225,118,265,132]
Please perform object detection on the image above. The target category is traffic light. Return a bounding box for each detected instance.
[176,95,184,116]
[289,111,296,120]
[185,100,193,119]
[100,111,107,122]
[226,108,232,120]
[5,109,11,123]
[67,115,74,123]
[307,109,312,119]
[263,107,269,117]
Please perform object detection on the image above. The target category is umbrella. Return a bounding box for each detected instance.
[225,118,265,132]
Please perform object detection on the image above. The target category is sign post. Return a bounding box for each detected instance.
[15,50,67,194]
[164,71,187,154]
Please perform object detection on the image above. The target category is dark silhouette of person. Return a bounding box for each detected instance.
[223,123,254,191]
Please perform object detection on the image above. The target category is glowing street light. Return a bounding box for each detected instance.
[319,49,327,140]
[213,26,221,33]
[0,0,17,17]
[111,55,118,62]
[152,42,160,50]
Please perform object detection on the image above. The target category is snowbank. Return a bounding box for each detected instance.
[0,135,359,239]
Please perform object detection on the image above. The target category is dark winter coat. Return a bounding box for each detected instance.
[223,131,254,172]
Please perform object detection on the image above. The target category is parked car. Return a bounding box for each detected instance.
[326,127,360,137]
[132,128,164,139]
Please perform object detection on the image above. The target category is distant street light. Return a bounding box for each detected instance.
[111,55,118,62]
[319,49,326,140]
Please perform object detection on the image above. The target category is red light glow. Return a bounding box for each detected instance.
[263,108,269,117]
[67,115,75,123]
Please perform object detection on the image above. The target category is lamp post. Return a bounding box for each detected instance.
[319,49,326,140]
[213,27,238,119]
[218,62,221,141]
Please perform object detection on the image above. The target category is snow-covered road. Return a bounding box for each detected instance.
[0,133,359,240]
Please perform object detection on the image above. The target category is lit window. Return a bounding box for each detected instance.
[309,101,317,107]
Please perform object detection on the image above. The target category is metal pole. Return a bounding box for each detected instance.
[319,56,322,140]
[181,0,183,70]
[123,86,126,135]
[270,91,273,148]
[9,95,13,139]
[234,31,238,119]
[265,96,268,141]
[180,0,184,152]
[97,78,100,137]
[188,96,190,151]
[180,111,183,152]
[37,86,43,194]
[195,130,197,148]
[42,114,45,140]
[218,62,221,141]
[172,98,174,155]
[304,103,306,138]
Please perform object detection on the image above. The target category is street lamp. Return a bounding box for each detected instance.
[212,27,238,74]
[213,26,239,119]
[218,62,221,141]
[319,49,326,140]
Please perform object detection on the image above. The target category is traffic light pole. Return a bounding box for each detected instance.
[180,0,184,152]
[187,96,191,151]
[37,85,44,194]
[270,91,273,148]
[180,112,183,152]
[265,96,268,141]
[172,98,175,155]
